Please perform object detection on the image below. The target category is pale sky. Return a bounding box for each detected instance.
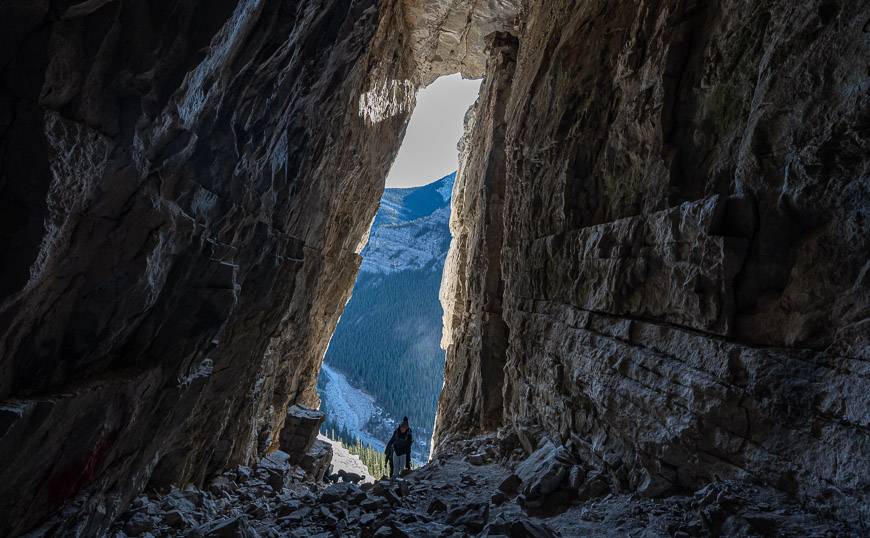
[385,74,482,188]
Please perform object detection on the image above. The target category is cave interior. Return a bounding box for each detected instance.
[0,0,868,536]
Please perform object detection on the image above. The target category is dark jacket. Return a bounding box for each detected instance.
[385,427,413,460]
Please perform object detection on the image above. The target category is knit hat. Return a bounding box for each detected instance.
[401,416,409,425]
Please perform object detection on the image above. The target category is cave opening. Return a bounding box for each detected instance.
[315,74,481,478]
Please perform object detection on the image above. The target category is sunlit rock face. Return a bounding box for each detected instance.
[402,0,523,85]
[0,1,416,535]
[435,0,869,527]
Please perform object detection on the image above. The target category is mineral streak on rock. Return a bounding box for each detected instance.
[434,0,870,528]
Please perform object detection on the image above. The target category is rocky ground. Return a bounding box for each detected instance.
[103,434,856,538]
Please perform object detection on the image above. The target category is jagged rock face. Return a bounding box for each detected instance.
[0,0,518,533]
[401,0,522,85]
[0,0,418,535]
[278,406,325,466]
[436,0,869,527]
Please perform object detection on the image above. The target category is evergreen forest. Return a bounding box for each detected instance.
[324,266,446,449]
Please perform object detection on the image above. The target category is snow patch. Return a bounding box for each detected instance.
[359,201,451,275]
[319,363,385,452]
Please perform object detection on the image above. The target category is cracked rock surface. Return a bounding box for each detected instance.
[0,0,523,534]
[435,0,870,530]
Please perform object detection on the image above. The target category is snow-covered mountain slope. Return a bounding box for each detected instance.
[360,173,455,275]
[318,363,386,453]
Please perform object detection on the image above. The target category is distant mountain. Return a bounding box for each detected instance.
[318,173,454,461]
[360,174,454,275]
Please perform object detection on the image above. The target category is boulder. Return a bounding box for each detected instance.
[360,512,378,526]
[576,472,610,502]
[360,496,384,512]
[466,452,487,465]
[124,512,156,535]
[517,443,568,498]
[347,488,368,505]
[372,479,404,502]
[514,441,574,514]
[268,470,289,493]
[278,506,311,525]
[460,474,477,486]
[427,498,447,514]
[320,481,356,503]
[163,509,192,528]
[244,501,268,518]
[343,472,364,484]
[275,500,302,517]
[318,505,339,526]
[446,502,490,533]
[514,442,558,485]
[498,474,522,495]
[279,406,325,465]
[299,439,333,482]
[491,492,507,505]
[191,516,258,538]
[208,477,235,497]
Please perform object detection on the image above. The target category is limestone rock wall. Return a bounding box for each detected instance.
[435,0,869,526]
[0,0,535,533]
[0,1,417,535]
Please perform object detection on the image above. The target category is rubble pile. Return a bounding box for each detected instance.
[108,434,852,537]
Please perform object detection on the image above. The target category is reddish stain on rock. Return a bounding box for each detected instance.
[44,429,119,506]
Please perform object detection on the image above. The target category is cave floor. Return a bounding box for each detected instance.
[103,436,852,538]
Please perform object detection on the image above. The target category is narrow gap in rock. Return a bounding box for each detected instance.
[316,73,482,481]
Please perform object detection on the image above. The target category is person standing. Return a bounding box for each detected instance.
[384,417,413,478]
